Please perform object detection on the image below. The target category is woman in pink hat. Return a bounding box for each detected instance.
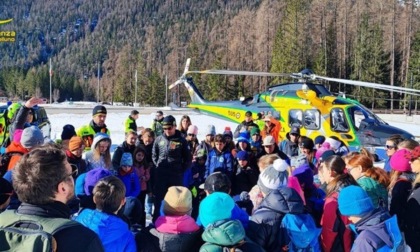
[388,148,415,228]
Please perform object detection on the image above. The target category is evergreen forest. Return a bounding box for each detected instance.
[0,0,420,111]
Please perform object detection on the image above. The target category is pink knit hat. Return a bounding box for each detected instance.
[187,125,198,135]
[390,149,412,172]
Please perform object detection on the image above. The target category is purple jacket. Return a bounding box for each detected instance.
[349,208,395,251]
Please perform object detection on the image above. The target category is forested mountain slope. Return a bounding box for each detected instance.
[0,0,419,110]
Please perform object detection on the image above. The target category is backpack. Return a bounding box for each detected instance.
[0,210,79,252]
[0,151,23,176]
[280,213,322,252]
[367,215,411,252]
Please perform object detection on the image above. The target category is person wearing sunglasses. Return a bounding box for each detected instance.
[152,115,191,222]
[384,134,405,173]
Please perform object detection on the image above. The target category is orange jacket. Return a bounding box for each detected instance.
[260,117,282,144]
[6,141,28,171]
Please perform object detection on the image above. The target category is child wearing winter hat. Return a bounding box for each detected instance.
[135,186,202,252]
[205,134,233,178]
[389,148,415,228]
[338,185,404,251]
[75,176,136,252]
[232,151,259,196]
[117,153,140,198]
[60,124,76,150]
[223,127,235,152]
[257,158,289,196]
[155,186,199,233]
[117,152,142,225]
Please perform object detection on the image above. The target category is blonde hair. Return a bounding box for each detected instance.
[257,154,279,172]
[93,138,112,169]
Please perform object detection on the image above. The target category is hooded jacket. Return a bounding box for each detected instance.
[200,219,264,252]
[84,133,112,171]
[350,208,402,252]
[75,208,136,252]
[247,187,306,252]
[112,141,136,170]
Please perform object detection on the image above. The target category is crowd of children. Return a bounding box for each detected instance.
[1,105,420,252]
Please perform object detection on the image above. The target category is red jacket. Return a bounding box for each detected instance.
[321,192,353,252]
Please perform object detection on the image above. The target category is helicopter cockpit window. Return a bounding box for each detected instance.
[303,110,320,130]
[289,110,303,127]
[330,108,349,132]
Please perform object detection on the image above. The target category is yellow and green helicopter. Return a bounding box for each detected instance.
[170,59,418,147]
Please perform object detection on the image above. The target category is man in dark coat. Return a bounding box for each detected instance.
[152,115,191,222]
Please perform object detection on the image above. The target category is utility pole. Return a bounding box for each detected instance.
[49,58,52,104]
[165,74,168,107]
[134,70,138,106]
[97,61,100,103]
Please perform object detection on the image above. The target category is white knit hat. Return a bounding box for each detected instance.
[257,158,289,195]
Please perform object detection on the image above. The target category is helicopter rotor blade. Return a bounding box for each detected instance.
[315,75,420,96]
[169,58,192,90]
[186,69,290,78]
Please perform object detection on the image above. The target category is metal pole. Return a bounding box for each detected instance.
[135,70,138,106]
[409,73,413,116]
[49,58,52,103]
[97,61,100,103]
[165,74,168,107]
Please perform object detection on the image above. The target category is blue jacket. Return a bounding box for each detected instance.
[75,209,136,252]
[350,208,404,252]
[117,171,141,197]
[247,187,306,252]
[205,149,233,178]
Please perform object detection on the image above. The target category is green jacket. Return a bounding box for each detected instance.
[76,122,110,151]
[124,116,137,133]
[151,119,163,137]
[200,219,264,252]
[357,176,388,208]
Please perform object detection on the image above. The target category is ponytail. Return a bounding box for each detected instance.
[365,167,390,188]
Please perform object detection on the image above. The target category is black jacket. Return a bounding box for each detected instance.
[247,187,305,252]
[404,184,420,251]
[152,130,191,175]
[112,141,136,170]
[12,201,104,252]
[233,120,259,139]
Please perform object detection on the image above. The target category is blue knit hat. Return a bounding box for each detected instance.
[236,151,248,161]
[199,192,234,227]
[237,132,250,144]
[338,185,374,217]
[120,152,133,167]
